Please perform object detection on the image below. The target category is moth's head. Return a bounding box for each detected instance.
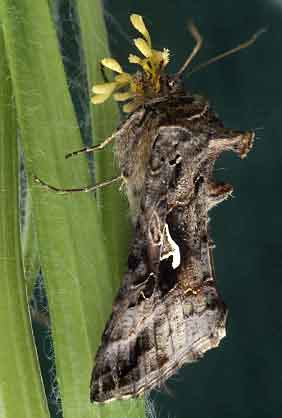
[91,14,172,113]
[163,75,185,95]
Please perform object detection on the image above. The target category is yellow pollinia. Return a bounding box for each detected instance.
[91,14,170,113]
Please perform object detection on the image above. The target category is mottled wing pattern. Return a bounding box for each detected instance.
[90,124,229,403]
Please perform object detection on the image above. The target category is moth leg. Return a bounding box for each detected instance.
[65,131,116,159]
[34,174,123,194]
[208,129,255,159]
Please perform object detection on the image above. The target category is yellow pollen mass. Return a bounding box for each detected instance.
[91,14,170,113]
[130,14,151,45]
[101,58,123,74]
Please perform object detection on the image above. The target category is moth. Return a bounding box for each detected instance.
[87,15,260,403]
[36,14,260,403]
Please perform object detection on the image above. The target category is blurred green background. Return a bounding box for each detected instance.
[103,1,282,417]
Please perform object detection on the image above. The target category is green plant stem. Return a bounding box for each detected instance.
[0,27,50,418]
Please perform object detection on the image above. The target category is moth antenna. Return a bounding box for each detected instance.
[186,27,266,79]
[175,20,203,78]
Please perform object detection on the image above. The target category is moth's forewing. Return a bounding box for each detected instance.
[90,95,255,402]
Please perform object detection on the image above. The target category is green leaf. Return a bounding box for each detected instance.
[75,0,132,283]
[1,0,144,417]
[0,26,50,418]
[1,0,111,416]
[21,184,40,299]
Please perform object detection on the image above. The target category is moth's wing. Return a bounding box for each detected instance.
[90,126,227,403]
[90,125,180,402]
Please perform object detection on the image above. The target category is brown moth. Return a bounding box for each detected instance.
[36,14,259,403]
[85,15,257,403]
